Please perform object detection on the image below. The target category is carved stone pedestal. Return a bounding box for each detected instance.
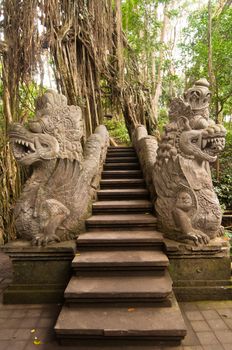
[3,240,76,304]
[165,237,232,301]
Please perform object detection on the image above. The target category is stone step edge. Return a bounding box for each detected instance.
[100,179,145,185]
[54,294,186,340]
[77,231,163,245]
[101,170,142,178]
[72,250,169,271]
[64,272,172,301]
[92,203,152,214]
[106,157,138,162]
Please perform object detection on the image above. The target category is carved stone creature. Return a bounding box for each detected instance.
[153,79,226,245]
[10,90,108,246]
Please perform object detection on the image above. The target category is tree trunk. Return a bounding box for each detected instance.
[115,0,124,86]
[208,0,221,180]
[214,0,232,17]
[152,2,169,122]
[207,0,218,121]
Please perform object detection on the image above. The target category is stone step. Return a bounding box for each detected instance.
[100,179,145,189]
[106,157,138,163]
[77,230,163,249]
[47,344,180,350]
[64,271,172,303]
[97,189,149,201]
[104,163,140,170]
[55,296,186,345]
[108,147,134,151]
[72,250,168,272]
[92,200,152,214]
[53,144,188,348]
[107,152,136,158]
[86,214,157,230]
[102,170,142,179]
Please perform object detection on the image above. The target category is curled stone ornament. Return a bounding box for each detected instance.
[153,79,226,245]
[9,90,108,246]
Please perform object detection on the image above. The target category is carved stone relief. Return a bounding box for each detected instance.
[10,90,109,246]
[153,79,226,245]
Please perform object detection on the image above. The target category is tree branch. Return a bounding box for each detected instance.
[0,40,8,54]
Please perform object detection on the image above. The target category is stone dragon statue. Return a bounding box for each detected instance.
[9,90,108,246]
[153,79,226,245]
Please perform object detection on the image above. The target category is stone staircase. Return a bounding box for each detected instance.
[55,146,187,348]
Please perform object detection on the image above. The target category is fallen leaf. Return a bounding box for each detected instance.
[33,336,42,345]
[30,329,36,333]
[127,308,135,312]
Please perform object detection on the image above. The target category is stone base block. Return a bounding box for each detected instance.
[173,281,232,301]
[164,237,232,301]
[2,240,76,304]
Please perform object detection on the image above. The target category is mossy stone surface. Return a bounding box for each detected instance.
[3,240,76,304]
[168,256,231,281]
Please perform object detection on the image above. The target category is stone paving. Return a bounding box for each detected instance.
[0,251,232,350]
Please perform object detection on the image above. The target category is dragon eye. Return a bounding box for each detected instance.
[41,143,49,148]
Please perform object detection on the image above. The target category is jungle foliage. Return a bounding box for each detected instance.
[0,0,232,241]
[180,2,232,121]
[212,128,232,210]
[0,0,158,241]
[180,0,232,211]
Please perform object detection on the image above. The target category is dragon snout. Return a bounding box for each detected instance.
[201,125,226,154]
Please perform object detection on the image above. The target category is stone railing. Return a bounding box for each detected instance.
[132,125,158,200]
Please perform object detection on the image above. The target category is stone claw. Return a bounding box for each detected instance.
[31,233,61,246]
[182,231,210,246]
[217,226,225,237]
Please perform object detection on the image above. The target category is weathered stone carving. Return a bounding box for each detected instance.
[132,126,158,198]
[10,90,108,246]
[153,79,226,245]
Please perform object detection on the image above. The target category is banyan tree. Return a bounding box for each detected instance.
[0,0,156,242]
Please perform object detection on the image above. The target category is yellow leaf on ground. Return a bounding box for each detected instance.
[127,308,135,312]
[33,337,42,345]
[30,329,36,333]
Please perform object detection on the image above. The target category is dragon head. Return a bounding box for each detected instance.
[9,123,59,166]
[177,117,226,163]
[9,90,85,166]
[156,79,226,166]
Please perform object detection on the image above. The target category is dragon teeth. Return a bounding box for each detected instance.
[15,139,35,149]
[202,139,207,148]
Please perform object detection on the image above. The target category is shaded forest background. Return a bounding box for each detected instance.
[0,0,232,242]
